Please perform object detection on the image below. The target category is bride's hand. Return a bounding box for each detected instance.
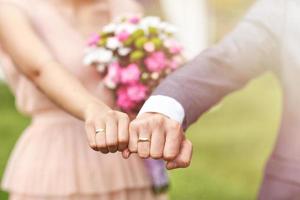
[84,102,130,153]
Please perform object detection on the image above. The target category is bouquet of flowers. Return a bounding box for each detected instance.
[83,16,184,114]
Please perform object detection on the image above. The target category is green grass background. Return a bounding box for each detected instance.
[0,1,282,199]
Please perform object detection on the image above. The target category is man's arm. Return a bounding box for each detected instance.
[127,0,285,169]
[142,0,284,126]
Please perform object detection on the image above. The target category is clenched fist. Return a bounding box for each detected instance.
[123,113,193,170]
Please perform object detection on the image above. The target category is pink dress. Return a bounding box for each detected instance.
[0,0,167,199]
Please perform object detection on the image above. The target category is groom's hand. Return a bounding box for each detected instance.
[123,113,193,169]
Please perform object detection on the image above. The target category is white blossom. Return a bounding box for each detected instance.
[115,23,137,34]
[118,47,131,56]
[106,37,121,50]
[83,48,113,66]
[141,16,161,27]
[164,24,177,34]
[103,23,117,33]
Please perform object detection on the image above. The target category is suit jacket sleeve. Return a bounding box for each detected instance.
[153,0,284,128]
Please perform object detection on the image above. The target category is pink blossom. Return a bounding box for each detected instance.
[107,62,121,83]
[87,33,100,46]
[120,64,141,84]
[164,40,183,54]
[127,83,148,102]
[129,16,140,24]
[117,87,136,111]
[144,42,155,53]
[117,31,130,42]
[144,51,167,72]
[168,56,183,70]
[171,55,184,69]
[168,59,179,70]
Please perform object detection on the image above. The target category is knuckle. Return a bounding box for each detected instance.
[96,143,106,149]
[119,112,129,120]
[131,120,148,130]
[129,121,137,130]
[106,110,117,119]
[128,145,137,152]
[89,143,98,150]
[153,115,164,125]
[163,153,177,161]
[150,152,163,159]
[99,148,109,154]
[168,121,180,130]
[180,160,191,168]
[139,120,149,130]
[85,119,94,127]
[118,138,128,145]
[106,142,118,148]
[139,153,149,159]
[109,147,118,153]
[118,144,127,151]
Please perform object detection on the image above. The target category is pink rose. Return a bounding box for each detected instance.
[127,83,148,102]
[129,16,140,24]
[117,31,130,42]
[120,64,141,84]
[117,87,136,112]
[144,51,167,72]
[87,33,100,46]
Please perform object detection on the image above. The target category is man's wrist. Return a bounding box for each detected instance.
[138,95,185,124]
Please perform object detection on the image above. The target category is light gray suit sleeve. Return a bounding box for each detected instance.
[153,0,284,128]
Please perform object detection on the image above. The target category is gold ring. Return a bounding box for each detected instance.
[138,137,150,142]
[95,128,105,134]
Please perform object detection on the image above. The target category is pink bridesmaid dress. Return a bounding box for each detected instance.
[0,0,167,199]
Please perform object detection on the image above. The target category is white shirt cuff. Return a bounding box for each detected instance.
[138,95,185,124]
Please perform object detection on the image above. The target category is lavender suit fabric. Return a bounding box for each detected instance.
[154,0,300,199]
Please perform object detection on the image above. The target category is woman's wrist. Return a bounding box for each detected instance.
[83,100,111,121]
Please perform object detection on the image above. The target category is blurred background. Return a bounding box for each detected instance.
[0,0,281,199]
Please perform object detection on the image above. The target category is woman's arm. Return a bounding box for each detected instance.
[0,4,129,153]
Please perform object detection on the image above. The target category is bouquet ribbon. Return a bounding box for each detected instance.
[144,159,169,194]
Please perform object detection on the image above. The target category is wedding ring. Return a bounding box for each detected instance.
[138,137,150,142]
[95,128,105,134]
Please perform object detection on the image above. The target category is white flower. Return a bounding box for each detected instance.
[103,23,117,33]
[83,48,113,66]
[141,16,161,27]
[164,24,177,34]
[158,22,168,30]
[118,47,131,56]
[106,37,121,50]
[159,33,168,40]
[115,23,137,34]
